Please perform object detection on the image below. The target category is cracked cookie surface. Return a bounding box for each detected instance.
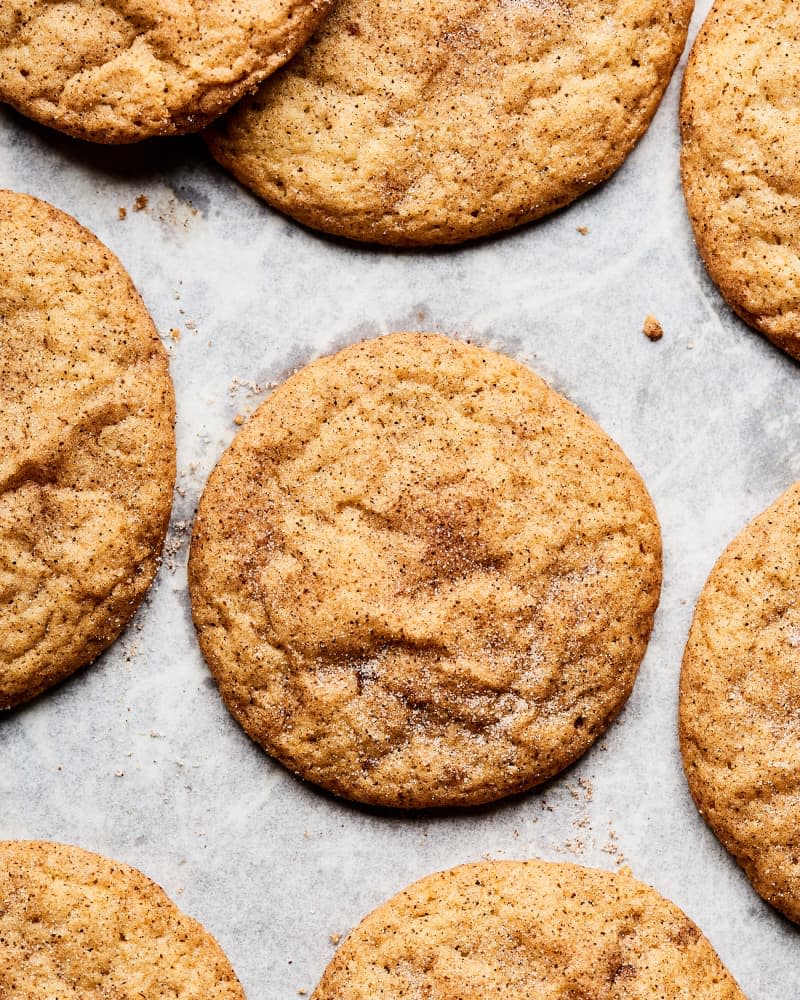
[311,861,745,999]
[189,333,661,808]
[681,0,800,360]
[0,190,175,709]
[0,840,246,999]
[680,482,800,923]
[0,0,333,143]
[206,0,693,245]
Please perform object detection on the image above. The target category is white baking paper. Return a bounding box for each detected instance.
[0,3,796,995]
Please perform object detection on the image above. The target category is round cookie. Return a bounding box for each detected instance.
[206,0,694,246]
[312,861,745,999]
[0,190,175,709]
[189,333,662,808]
[681,0,800,360]
[0,840,245,998]
[680,482,800,923]
[0,0,334,144]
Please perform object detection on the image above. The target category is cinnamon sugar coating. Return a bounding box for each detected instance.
[311,861,745,999]
[207,0,693,245]
[680,482,800,923]
[0,0,333,143]
[681,0,800,359]
[0,840,246,999]
[0,191,175,709]
[189,333,661,807]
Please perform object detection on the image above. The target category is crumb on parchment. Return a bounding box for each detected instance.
[133,194,148,212]
[576,226,589,235]
[118,206,127,220]
[642,315,664,341]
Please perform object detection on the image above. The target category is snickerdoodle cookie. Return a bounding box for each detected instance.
[0,840,246,999]
[681,0,800,360]
[680,482,800,923]
[0,190,175,709]
[311,861,745,999]
[206,0,693,245]
[189,333,661,807]
[0,0,333,143]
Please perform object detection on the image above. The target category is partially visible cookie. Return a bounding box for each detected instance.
[681,0,800,360]
[0,190,175,709]
[0,840,246,998]
[189,332,662,808]
[206,0,694,245]
[312,861,745,999]
[0,0,333,143]
[680,482,800,923]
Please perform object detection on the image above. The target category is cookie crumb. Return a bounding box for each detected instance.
[642,315,664,341]
[576,226,589,235]
[170,328,181,342]
[133,194,149,212]
[234,414,245,426]
[118,206,127,220]
[330,933,341,945]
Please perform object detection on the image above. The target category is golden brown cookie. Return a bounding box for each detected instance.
[0,190,175,710]
[680,482,800,924]
[681,0,800,360]
[206,0,694,246]
[0,840,246,998]
[312,861,746,999]
[0,0,333,143]
[189,333,662,808]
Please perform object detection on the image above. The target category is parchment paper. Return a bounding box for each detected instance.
[1,2,797,995]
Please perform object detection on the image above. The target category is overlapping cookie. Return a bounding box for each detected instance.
[312,861,745,999]
[0,190,175,709]
[189,332,662,807]
[0,840,245,998]
[0,0,333,143]
[207,0,694,245]
[681,0,800,360]
[680,482,800,923]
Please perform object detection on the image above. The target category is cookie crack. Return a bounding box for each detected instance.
[0,401,131,496]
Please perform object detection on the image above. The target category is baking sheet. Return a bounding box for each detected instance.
[1,2,797,995]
